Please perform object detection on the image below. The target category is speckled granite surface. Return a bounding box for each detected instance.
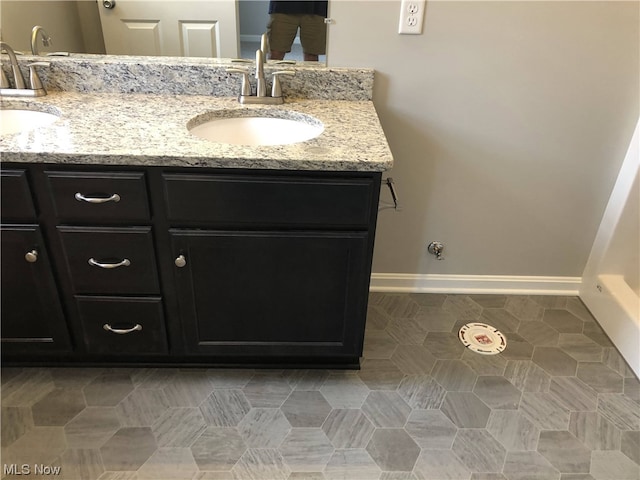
[0,93,393,171]
[28,55,374,100]
[1,55,392,172]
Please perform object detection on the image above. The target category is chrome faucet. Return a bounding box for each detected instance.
[227,49,295,105]
[31,25,52,55]
[1,41,49,97]
[0,42,26,89]
[255,49,267,97]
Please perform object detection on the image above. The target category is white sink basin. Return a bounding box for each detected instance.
[0,109,60,135]
[188,110,323,146]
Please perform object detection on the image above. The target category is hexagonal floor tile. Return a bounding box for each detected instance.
[504,296,544,322]
[423,332,465,359]
[115,388,171,427]
[391,345,437,375]
[473,376,521,409]
[397,375,446,409]
[322,409,375,449]
[569,411,621,451]
[432,360,478,392]
[519,392,570,430]
[320,373,370,409]
[441,392,491,428]
[31,387,87,426]
[238,408,291,448]
[487,410,539,452]
[161,372,215,408]
[532,347,578,376]
[537,430,591,474]
[100,427,157,471]
[404,409,457,449]
[503,360,550,392]
[621,431,640,465]
[413,449,471,480]
[137,447,198,480]
[366,429,420,472]
[151,407,207,448]
[281,391,332,427]
[324,449,381,480]
[1,406,34,447]
[358,359,406,390]
[502,451,559,480]
[60,448,104,480]
[361,391,411,428]
[232,448,290,480]
[549,377,598,412]
[242,373,292,408]
[64,407,121,448]
[199,389,251,427]
[576,363,624,393]
[83,374,134,407]
[597,394,640,431]
[190,426,246,471]
[452,429,506,473]
[280,428,334,472]
[518,322,560,347]
[543,309,584,333]
[590,451,640,480]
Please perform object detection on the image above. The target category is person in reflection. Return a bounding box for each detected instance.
[267,1,328,61]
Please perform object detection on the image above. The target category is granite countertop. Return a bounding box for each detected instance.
[0,92,393,172]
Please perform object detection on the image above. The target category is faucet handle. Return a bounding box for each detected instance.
[27,61,50,90]
[227,67,252,96]
[1,68,9,88]
[271,70,295,98]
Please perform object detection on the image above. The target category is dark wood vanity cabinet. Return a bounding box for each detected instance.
[0,170,71,353]
[1,164,381,367]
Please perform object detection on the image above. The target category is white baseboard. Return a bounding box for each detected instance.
[370,273,581,296]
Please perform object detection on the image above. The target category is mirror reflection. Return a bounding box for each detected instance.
[0,0,327,63]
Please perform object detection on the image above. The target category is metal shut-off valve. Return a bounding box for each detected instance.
[428,241,445,260]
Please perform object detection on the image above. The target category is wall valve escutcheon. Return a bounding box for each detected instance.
[428,241,444,260]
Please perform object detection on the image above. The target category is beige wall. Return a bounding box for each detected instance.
[0,1,91,53]
[328,1,639,278]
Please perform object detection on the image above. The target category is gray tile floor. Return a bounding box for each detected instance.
[2,294,639,480]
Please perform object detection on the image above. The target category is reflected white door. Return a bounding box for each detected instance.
[97,0,239,58]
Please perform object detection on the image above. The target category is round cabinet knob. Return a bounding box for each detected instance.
[102,0,116,8]
[175,255,187,268]
[25,250,38,263]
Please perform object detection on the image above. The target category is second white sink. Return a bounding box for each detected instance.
[0,109,60,135]
[188,110,324,146]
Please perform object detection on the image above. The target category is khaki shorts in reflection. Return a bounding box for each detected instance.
[267,13,327,55]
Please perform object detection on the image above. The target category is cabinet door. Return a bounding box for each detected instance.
[171,230,370,359]
[1,225,71,352]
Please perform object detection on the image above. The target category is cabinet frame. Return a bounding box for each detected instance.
[1,163,382,368]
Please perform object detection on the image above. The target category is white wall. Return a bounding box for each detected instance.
[327,1,639,284]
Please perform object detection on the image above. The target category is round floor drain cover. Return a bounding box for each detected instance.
[458,323,507,355]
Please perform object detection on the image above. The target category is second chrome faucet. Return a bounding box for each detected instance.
[227,40,294,105]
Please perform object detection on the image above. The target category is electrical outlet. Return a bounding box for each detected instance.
[398,0,425,35]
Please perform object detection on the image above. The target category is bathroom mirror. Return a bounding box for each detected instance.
[0,0,328,64]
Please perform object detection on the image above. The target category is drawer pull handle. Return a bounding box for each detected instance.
[103,323,142,334]
[24,249,38,263]
[75,192,121,203]
[88,258,131,269]
[175,255,187,268]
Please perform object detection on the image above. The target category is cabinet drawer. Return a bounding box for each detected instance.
[58,226,160,294]
[45,171,150,222]
[76,296,168,355]
[163,173,375,227]
[1,170,36,221]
